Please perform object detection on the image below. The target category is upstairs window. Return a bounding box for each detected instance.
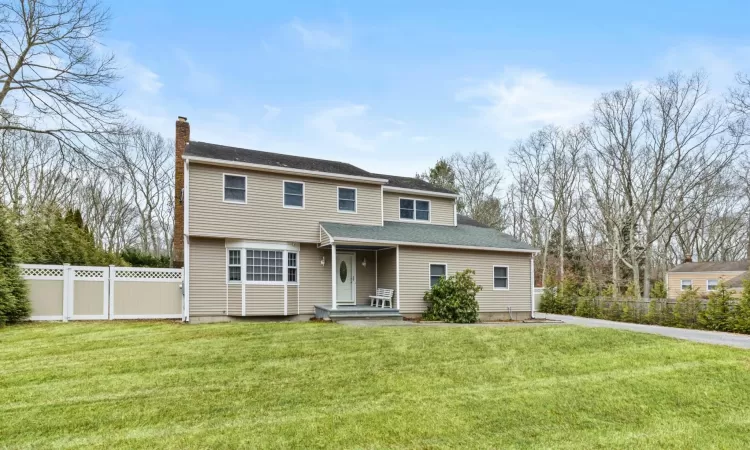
[287,252,298,283]
[400,198,431,221]
[429,264,447,287]
[707,279,719,291]
[224,175,246,203]
[338,187,357,212]
[681,280,692,290]
[283,181,304,208]
[494,266,509,289]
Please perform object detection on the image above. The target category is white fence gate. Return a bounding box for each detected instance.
[20,264,183,322]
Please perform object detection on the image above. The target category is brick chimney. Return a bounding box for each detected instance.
[683,254,693,264]
[172,116,190,268]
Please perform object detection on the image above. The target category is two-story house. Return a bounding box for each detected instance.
[172,117,538,322]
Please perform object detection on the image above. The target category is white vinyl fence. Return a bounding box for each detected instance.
[21,264,183,322]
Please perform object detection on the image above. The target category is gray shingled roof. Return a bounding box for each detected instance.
[185,141,376,178]
[184,141,455,194]
[726,272,750,289]
[457,214,491,228]
[371,173,456,194]
[669,261,750,273]
[320,221,537,252]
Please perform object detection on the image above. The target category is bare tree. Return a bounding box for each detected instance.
[449,151,506,229]
[0,0,121,157]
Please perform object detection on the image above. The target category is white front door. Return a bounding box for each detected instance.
[336,253,356,304]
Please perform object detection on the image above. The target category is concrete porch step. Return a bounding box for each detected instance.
[314,304,403,322]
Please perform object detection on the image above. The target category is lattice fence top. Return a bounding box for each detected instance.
[74,269,106,279]
[115,269,183,280]
[20,267,64,278]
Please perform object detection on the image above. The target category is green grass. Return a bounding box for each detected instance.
[2,322,750,449]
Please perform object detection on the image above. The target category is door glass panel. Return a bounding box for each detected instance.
[339,261,348,282]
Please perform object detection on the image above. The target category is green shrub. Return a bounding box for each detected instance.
[698,281,733,332]
[423,269,482,323]
[645,298,668,325]
[120,248,171,268]
[556,277,579,315]
[621,282,639,323]
[673,288,702,328]
[539,282,557,314]
[650,281,667,300]
[0,206,30,326]
[575,278,599,318]
[733,280,750,334]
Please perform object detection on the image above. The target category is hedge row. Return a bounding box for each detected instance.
[539,279,750,334]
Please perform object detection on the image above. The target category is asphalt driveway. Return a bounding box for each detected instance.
[541,313,750,349]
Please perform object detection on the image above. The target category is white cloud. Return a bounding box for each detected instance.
[456,68,601,139]
[262,105,281,122]
[110,42,163,94]
[306,104,374,152]
[411,136,429,143]
[288,18,349,50]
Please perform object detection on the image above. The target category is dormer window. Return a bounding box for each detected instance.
[400,198,430,222]
[283,181,304,208]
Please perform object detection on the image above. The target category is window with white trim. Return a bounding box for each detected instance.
[338,187,356,212]
[247,250,284,282]
[494,266,509,289]
[224,175,246,202]
[287,252,298,283]
[707,279,719,291]
[400,198,430,221]
[227,249,241,282]
[681,279,692,290]
[429,264,447,287]
[284,181,304,208]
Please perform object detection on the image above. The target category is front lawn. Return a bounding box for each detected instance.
[2,322,750,449]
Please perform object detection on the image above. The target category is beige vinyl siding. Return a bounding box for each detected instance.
[382,191,455,226]
[320,226,332,246]
[667,271,744,299]
[188,237,228,316]
[189,164,382,241]
[288,285,299,315]
[228,284,241,315]
[246,285,284,315]
[298,243,330,314]
[354,250,377,305]
[376,248,398,300]
[399,246,531,314]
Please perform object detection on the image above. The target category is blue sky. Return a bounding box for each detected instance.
[105,0,750,176]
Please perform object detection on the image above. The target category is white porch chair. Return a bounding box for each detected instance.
[369,288,394,308]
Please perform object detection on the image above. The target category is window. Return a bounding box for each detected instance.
[429,264,447,287]
[400,198,431,222]
[227,249,241,282]
[287,252,298,283]
[494,266,509,289]
[247,250,284,282]
[338,187,357,212]
[681,279,692,290]
[707,279,719,291]
[224,175,246,203]
[283,181,304,208]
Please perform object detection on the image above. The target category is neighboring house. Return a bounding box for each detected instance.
[172,117,538,322]
[666,261,750,299]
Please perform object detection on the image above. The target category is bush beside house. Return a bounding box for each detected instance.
[423,269,482,323]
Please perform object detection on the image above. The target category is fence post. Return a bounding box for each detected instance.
[108,265,115,320]
[62,264,71,322]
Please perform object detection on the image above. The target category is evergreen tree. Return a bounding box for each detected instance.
[673,287,701,328]
[733,280,750,334]
[575,278,599,318]
[699,281,733,332]
[0,206,30,326]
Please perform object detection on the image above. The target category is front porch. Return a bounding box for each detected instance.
[314,304,403,321]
